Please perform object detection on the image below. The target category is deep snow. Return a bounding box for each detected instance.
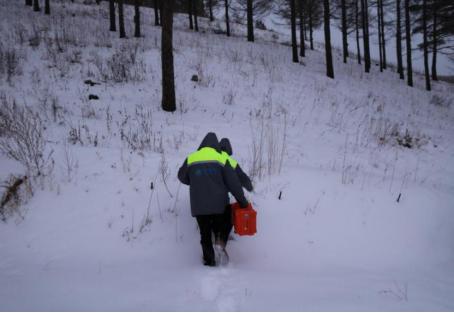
[0,0,454,311]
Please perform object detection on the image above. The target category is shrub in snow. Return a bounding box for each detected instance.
[223,89,236,106]
[430,95,451,108]
[394,129,429,149]
[0,44,23,84]
[102,43,146,83]
[255,20,267,30]
[249,91,288,181]
[0,95,53,178]
[118,105,162,153]
[0,175,31,222]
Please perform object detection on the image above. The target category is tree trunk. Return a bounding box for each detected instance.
[309,9,314,49]
[44,0,50,14]
[247,0,254,42]
[154,0,161,26]
[364,0,371,72]
[404,0,413,87]
[431,8,438,81]
[341,0,348,63]
[299,0,306,57]
[324,0,334,78]
[193,0,199,32]
[225,0,230,37]
[290,0,299,63]
[188,0,194,30]
[377,0,383,72]
[134,0,141,38]
[33,0,40,11]
[423,0,430,91]
[379,0,386,68]
[26,0,32,6]
[161,0,176,112]
[361,0,371,72]
[355,0,361,64]
[396,0,404,79]
[209,0,214,21]
[119,0,126,38]
[109,0,116,31]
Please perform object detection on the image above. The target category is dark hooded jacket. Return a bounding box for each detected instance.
[219,138,254,192]
[178,133,248,216]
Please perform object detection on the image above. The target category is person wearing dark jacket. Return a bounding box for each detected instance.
[219,138,253,192]
[219,137,254,245]
[178,132,249,266]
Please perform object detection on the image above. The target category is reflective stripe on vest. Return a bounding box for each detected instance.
[220,151,238,169]
[187,147,225,166]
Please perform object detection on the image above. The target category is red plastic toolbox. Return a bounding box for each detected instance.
[231,202,257,236]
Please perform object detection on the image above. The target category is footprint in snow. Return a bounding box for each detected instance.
[200,266,242,311]
[200,272,221,301]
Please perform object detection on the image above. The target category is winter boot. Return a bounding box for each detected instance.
[214,238,229,266]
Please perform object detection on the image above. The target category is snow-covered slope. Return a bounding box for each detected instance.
[0,0,453,310]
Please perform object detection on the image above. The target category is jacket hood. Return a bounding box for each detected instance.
[198,132,221,152]
[220,138,232,156]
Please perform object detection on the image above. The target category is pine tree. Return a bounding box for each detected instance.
[154,0,161,26]
[324,0,334,78]
[405,0,413,86]
[431,3,438,80]
[355,0,361,64]
[306,0,323,49]
[379,0,387,68]
[208,0,214,21]
[396,0,404,79]
[430,1,454,81]
[278,0,322,51]
[361,0,371,72]
[247,0,254,41]
[193,0,199,32]
[237,0,271,42]
[341,0,348,63]
[44,0,50,14]
[109,0,116,32]
[299,0,306,57]
[161,0,176,112]
[188,0,194,30]
[422,0,430,90]
[225,0,230,37]
[377,0,383,71]
[290,0,299,63]
[118,0,126,38]
[134,0,141,38]
[33,0,40,12]
[411,1,453,82]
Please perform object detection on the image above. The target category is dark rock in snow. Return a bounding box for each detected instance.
[213,29,227,35]
[191,75,199,82]
[84,79,100,86]
[89,94,99,100]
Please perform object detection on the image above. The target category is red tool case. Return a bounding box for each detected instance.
[231,202,257,236]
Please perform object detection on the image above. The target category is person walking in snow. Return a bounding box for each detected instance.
[218,137,253,245]
[219,138,253,192]
[177,132,249,266]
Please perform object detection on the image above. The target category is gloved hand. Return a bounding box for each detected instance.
[240,200,249,209]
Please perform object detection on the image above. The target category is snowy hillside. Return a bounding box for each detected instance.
[1,0,454,311]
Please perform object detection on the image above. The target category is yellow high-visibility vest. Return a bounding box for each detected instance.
[187,147,226,166]
[220,151,238,169]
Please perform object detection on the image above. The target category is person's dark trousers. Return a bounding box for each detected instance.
[221,204,233,246]
[196,214,225,266]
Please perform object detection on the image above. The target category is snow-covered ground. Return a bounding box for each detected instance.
[1,0,454,310]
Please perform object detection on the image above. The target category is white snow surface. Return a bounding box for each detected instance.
[1,0,454,311]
